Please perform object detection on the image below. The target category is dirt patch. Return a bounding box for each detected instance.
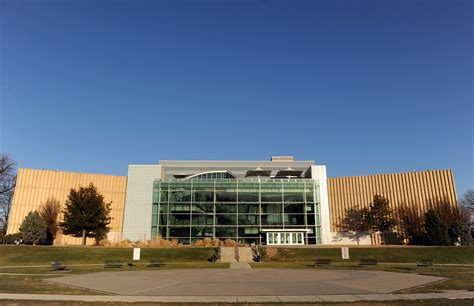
[265,247,277,260]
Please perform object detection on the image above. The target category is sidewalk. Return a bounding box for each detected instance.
[0,291,473,303]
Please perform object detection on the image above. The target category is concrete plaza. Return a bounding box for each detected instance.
[46,268,445,296]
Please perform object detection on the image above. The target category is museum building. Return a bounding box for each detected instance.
[7,156,458,245]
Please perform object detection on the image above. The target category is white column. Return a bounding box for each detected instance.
[311,165,332,244]
[122,165,162,241]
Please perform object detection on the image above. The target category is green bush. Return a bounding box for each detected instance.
[3,233,22,244]
[449,220,471,245]
[425,209,450,246]
[19,211,47,245]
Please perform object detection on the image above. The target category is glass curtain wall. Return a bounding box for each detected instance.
[151,178,322,244]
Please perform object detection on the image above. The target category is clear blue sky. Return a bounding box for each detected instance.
[0,0,472,195]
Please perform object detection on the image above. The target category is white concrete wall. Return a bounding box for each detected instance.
[311,165,332,244]
[330,232,373,245]
[122,165,162,241]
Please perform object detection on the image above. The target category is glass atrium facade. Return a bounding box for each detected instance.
[151,178,322,244]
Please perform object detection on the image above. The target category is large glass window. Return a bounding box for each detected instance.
[152,179,322,244]
[215,204,237,213]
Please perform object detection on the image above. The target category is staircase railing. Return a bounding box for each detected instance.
[234,245,239,262]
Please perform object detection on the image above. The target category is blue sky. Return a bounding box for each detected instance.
[0,0,472,195]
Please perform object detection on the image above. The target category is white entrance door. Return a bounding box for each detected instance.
[266,232,305,245]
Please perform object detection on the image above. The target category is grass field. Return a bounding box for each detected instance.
[0,245,217,265]
[0,245,473,298]
[262,246,474,264]
[0,262,229,295]
[2,245,473,266]
[0,274,98,295]
[0,245,225,295]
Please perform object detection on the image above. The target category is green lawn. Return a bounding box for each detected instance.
[0,274,99,295]
[0,262,230,295]
[2,245,473,266]
[1,245,473,297]
[0,245,217,266]
[0,245,226,295]
[262,246,474,264]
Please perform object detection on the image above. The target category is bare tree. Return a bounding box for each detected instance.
[0,154,16,243]
[39,198,61,244]
[428,198,471,225]
[0,154,17,195]
[459,189,474,220]
[0,189,14,244]
[396,203,425,244]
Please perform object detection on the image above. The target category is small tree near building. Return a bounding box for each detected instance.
[338,195,397,245]
[366,195,396,231]
[337,207,370,245]
[424,209,450,246]
[366,195,397,244]
[19,211,47,245]
[61,183,112,245]
[39,198,61,245]
[396,203,425,245]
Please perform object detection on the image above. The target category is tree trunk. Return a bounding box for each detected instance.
[82,229,86,245]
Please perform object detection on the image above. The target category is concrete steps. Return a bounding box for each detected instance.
[219,246,254,262]
[238,247,253,262]
[219,247,237,262]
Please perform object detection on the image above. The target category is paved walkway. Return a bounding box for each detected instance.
[0,291,473,303]
[229,262,252,269]
[46,269,444,296]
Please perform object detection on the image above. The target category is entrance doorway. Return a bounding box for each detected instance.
[265,231,305,245]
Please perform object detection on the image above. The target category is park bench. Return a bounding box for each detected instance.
[104,260,124,268]
[315,258,331,267]
[51,261,67,271]
[359,259,378,266]
[417,259,433,267]
[147,260,167,268]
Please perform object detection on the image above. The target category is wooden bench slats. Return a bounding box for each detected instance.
[51,261,67,271]
[104,260,124,268]
[148,260,167,267]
